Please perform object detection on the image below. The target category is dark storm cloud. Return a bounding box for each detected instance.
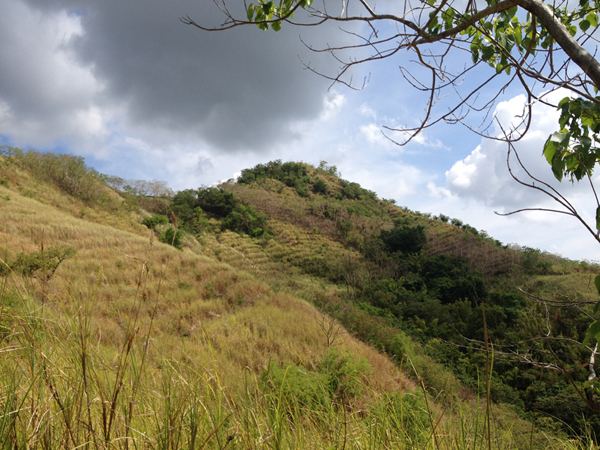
[17,0,345,151]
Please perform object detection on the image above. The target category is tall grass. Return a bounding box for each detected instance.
[0,269,596,449]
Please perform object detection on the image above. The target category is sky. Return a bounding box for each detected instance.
[1,0,600,262]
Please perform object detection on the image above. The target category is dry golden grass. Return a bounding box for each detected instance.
[0,180,408,403]
[1,163,597,448]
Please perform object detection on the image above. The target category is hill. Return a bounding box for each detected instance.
[0,147,597,448]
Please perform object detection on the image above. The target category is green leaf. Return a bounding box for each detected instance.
[247,4,255,21]
[580,19,591,32]
[551,154,564,181]
[470,43,480,63]
[596,206,600,231]
[551,131,570,145]
[587,13,598,28]
[570,100,582,116]
[271,20,282,31]
[514,26,522,46]
[590,319,600,339]
[558,97,571,108]
[481,46,495,61]
[262,1,273,14]
[595,274,600,296]
[581,135,592,148]
[498,32,507,48]
[428,15,439,33]
[543,139,557,165]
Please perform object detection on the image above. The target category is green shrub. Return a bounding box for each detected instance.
[370,391,431,445]
[237,160,310,187]
[12,246,76,281]
[261,349,371,413]
[318,348,372,402]
[261,360,331,411]
[312,178,329,195]
[159,228,182,250]
[340,180,363,200]
[169,187,240,234]
[380,225,427,255]
[296,186,309,197]
[142,214,168,229]
[222,204,270,238]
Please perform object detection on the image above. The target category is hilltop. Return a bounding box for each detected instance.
[0,147,598,448]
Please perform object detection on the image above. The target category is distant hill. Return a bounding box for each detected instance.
[0,147,595,448]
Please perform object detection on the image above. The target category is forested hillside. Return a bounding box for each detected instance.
[0,147,598,448]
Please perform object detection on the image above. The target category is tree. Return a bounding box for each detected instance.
[182,0,600,142]
[183,0,600,410]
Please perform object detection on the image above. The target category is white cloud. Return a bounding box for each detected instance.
[411,132,448,149]
[360,123,394,148]
[427,181,452,198]
[445,89,587,212]
[359,103,377,119]
[321,91,346,120]
[437,89,600,261]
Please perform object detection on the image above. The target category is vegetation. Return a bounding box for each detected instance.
[220,159,600,439]
[186,0,600,421]
[169,187,271,238]
[2,151,600,447]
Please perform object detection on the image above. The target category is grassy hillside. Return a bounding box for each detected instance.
[0,148,597,448]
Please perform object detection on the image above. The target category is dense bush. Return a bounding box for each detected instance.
[421,255,487,305]
[313,178,329,195]
[169,187,271,238]
[318,348,372,401]
[159,228,182,250]
[142,214,168,229]
[380,225,426,255]
[339,180,363,200]
[237,160,309,188]
[221,204,270,237]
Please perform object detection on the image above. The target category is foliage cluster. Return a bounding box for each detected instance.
[2,246,76,281]
[159,227,183,250]
[237,160,312,196]
[142,213,169,230]
[238,159,378,201]
[262,348,372,410]
[380,223,427,255]
[170,187,271,238]
[0,146,109,205]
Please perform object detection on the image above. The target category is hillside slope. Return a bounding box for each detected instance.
[0,149,593,448]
